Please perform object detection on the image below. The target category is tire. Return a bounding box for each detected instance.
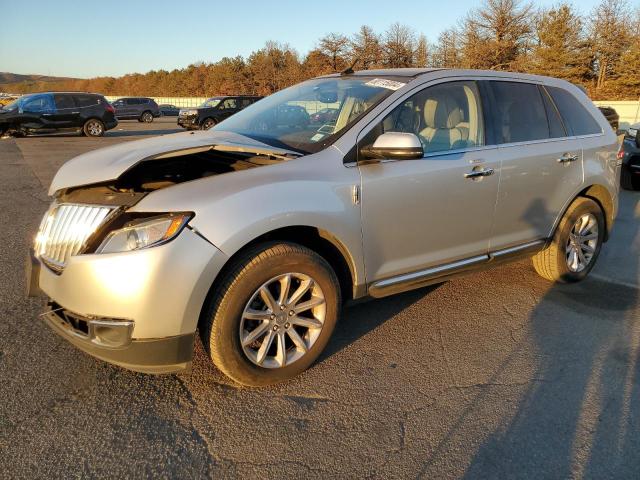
[140,111,154,123]
[200,117,216,130]
[620,165,639,191]
[200,242,341,386]
[82,119,105,137]
[532,197,605,283]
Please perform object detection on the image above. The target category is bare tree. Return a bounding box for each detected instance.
[318,33,350,71]
[350,25,383,70]
[462,0,533,70]
[415,35,429,68]
[383,23,417,68]
[431,28,462,68]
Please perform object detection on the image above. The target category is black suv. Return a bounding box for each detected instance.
[0,92,117,137]
[620,123,640,190]
[111,97,161,122]
[177,96,262,130]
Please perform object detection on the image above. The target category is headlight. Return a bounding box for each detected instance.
[628,127,638,139]
[180,109,197,116]
[96,214,192,254]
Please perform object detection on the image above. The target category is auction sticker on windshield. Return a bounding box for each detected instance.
[364,79,406,90]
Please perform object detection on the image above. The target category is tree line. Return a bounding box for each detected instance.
[8,0,640,100]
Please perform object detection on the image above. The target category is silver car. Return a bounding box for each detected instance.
[29,69,620,386]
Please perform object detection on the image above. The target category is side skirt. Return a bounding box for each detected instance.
[367,239,546,299]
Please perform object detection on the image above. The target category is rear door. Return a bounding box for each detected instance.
[51,94,80,129]
[487,81,583,250]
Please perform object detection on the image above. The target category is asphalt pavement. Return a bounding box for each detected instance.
[1,118,639,479]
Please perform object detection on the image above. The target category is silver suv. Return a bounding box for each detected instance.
[29,69,620,386]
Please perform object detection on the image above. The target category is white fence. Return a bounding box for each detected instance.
[593,101,640,130]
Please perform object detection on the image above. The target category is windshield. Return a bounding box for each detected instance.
[212,77,402,153]
[2,96,27,111]
[201,98,222,108]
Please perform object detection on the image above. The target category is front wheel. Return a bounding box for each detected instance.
[200,117,216,130]
[82,119,104,137]
[200,242,341,386]
[532,197,605,283]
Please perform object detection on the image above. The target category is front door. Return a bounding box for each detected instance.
[358,80,500,283]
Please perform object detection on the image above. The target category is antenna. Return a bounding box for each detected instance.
[340,57,360,76]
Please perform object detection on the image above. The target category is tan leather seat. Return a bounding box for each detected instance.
[419,93,469,153]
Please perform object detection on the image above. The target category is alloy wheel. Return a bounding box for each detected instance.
[87,121,103,136]
[565,213,599,272]
[240,273,326,369]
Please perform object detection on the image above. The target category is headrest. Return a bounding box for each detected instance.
[423,93,464,129]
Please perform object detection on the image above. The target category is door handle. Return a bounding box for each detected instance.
[71,111,80,114]
[557,153,578,163]
[464,168,495,179]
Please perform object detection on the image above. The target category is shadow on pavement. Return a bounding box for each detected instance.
[458,196,640,477]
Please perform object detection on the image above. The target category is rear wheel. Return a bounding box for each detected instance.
[200,242,340,386]
[532,197,605,283]
[82,119,104,137]
[140,111,154,123]
[200,117,216,130]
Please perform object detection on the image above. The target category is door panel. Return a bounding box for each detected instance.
[51,94,79,128]
[489,140,582,250]
[360,151,500,281]
[357,80,499,283]
[485,81,583,250]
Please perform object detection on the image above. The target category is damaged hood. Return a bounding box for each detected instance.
[49,130,300,195]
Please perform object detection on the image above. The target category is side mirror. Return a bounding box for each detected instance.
[360,132,424,162]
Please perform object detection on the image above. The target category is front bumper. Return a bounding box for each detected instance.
[177,116,199,129]
[621,138,640,172]
[31,228,228,373]
[43,303,195,373]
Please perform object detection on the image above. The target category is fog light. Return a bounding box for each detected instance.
[90,320,134,348]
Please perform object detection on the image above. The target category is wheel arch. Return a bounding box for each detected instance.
[196,225,358,333]
[553,184,615,242]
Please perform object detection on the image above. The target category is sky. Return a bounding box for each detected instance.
[0,0,625,79]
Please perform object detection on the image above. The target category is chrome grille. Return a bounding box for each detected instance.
[35,203,114,269]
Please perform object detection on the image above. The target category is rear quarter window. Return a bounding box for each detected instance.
[73,95,99,107]
[546,86,602,136]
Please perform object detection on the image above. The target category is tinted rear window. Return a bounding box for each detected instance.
[73,94,99,107]
[54,94,75,109]
[489,81,549,144]
[546,86,602,136]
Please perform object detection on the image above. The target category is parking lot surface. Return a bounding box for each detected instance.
[1,118,639,478]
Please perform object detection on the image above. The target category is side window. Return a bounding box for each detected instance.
[546,86,602,136]
[240,98,253,109]
[220,98,237,110]
[489,81,549,144]
[125,98,139,105]
[73,95,98,108]
[367,81,484,154]
[539,87,566,138]
[54,94,75,110]
[22,94,55,113]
